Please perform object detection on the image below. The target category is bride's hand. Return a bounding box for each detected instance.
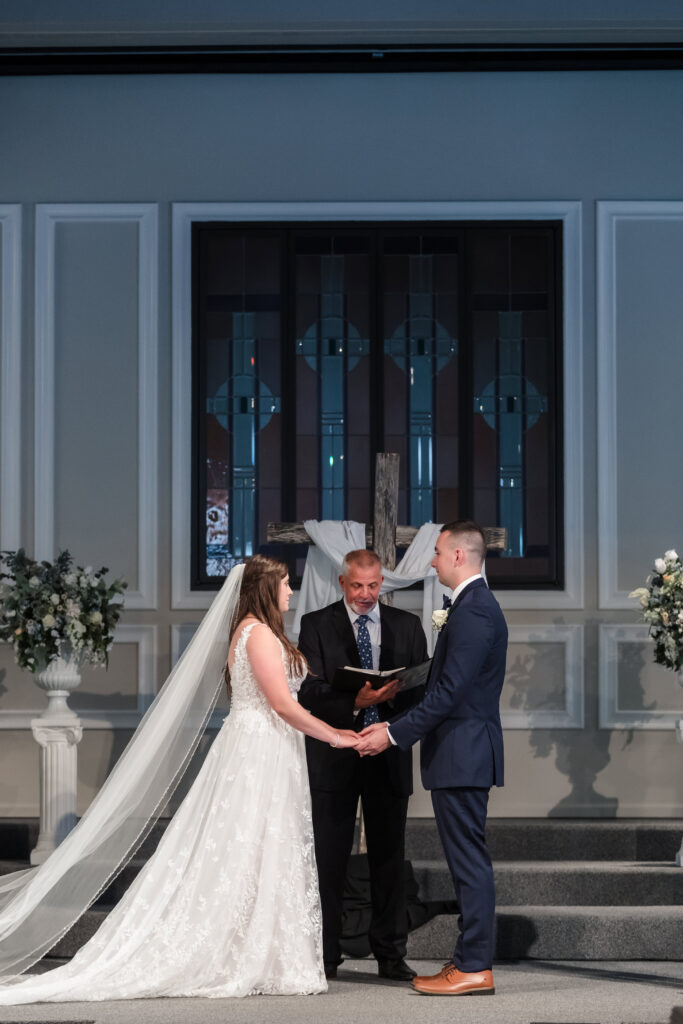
[329,729,361,750]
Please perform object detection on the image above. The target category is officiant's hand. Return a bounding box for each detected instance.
[356,722,392,757]
[354,678,399,710]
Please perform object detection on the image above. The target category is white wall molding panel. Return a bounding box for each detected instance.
[599,623,683,729]
[0,624,157,730]
[503,624,584,729]
[34,204,159,609]
[0,205,22,551]
[597,201,683,609]
[172,200,583,610]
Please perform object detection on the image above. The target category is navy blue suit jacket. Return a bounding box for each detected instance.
[390,578,507,791]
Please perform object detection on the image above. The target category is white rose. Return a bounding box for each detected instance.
[50,593,60,605]
[29,576,40,587]
[90,611,103,625]
[654,558,667,574]
[431,609,449,632]
[42,613,56,628]
[665,549,679,562]
[73,621,87,635]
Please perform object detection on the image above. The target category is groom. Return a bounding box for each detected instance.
[357,520,507,996]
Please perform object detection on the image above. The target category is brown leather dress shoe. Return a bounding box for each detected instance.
[412,966,495,996]
[412,961,453,986]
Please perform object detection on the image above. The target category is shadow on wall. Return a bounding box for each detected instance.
[505,626,652,818]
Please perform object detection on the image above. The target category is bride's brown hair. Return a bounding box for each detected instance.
[225,554,307,688]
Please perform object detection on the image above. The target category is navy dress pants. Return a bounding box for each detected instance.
[431,786,495,972]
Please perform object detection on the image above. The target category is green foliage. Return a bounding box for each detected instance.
[630,549,683,673]
[0,549,127,672]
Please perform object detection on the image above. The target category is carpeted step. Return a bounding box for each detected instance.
[4,817,682,863]
[406,905,683,961]
[413,859,683,906]
[48,908,109,958]
[405,818,683,862]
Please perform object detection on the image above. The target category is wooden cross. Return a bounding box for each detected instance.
[267,452,507,604]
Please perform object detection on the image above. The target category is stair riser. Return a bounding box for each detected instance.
[52,907,683,962]
[405,823,683,862]
[4,818,681,863]
[414,865,683,906]
[407,912,683,961]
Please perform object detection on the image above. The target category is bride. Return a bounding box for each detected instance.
[0,555,359,1002]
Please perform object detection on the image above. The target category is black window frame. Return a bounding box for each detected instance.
[191,219,564,591]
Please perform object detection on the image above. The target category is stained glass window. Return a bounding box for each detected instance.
[192,222,562,589]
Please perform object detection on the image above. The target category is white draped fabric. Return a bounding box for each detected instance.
[292,520,453,654]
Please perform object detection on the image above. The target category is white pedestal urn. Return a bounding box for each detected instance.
[30,654,84,866]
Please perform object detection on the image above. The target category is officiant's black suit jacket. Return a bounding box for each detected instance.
[298,599,428,796]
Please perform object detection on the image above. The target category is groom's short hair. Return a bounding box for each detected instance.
[441,520,486,563]
[340,549,381,576]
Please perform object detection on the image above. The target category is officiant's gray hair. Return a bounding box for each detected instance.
[441,520,486,564]
[340,549,382,577]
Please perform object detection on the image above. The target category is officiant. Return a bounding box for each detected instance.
[298,549,428,981]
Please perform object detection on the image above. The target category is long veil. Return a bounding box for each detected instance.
[0,562,245,979]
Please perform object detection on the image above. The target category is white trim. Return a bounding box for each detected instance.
[0,205,22,550]
[172,200,583,609]
[503,624,584,729]
[599,623,683,730]
[170,623,227,729]
[597,201,683,609]
[34,204,158,609]
[0,624,158,730]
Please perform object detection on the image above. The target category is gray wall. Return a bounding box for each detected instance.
[1,68,683,817]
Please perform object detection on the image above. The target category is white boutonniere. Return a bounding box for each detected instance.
[431,609,449,633]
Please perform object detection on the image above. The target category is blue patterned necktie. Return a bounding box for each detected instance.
[356,614,379,727]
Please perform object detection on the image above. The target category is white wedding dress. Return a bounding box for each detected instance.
[0,623,326,1003]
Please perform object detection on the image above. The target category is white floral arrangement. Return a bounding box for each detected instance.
[629,549,683,673]
[431,609,449,633]
[0,549,127,672]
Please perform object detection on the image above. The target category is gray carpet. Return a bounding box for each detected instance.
[1,960,683,1024]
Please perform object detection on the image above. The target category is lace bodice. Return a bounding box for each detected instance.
[228,622,303,718]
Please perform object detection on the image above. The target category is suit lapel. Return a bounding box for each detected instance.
[378,605,394,671]
[427,579,485,689]
[331,599,362,668]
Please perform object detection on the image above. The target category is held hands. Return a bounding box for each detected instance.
[329,729,361,750]
[354,678,399,709]
[356,722,392,757]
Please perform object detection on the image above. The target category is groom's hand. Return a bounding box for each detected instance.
[357,722,391,757]
[354,679,399,709]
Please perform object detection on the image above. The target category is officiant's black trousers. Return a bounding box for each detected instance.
[311,769,409,966]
